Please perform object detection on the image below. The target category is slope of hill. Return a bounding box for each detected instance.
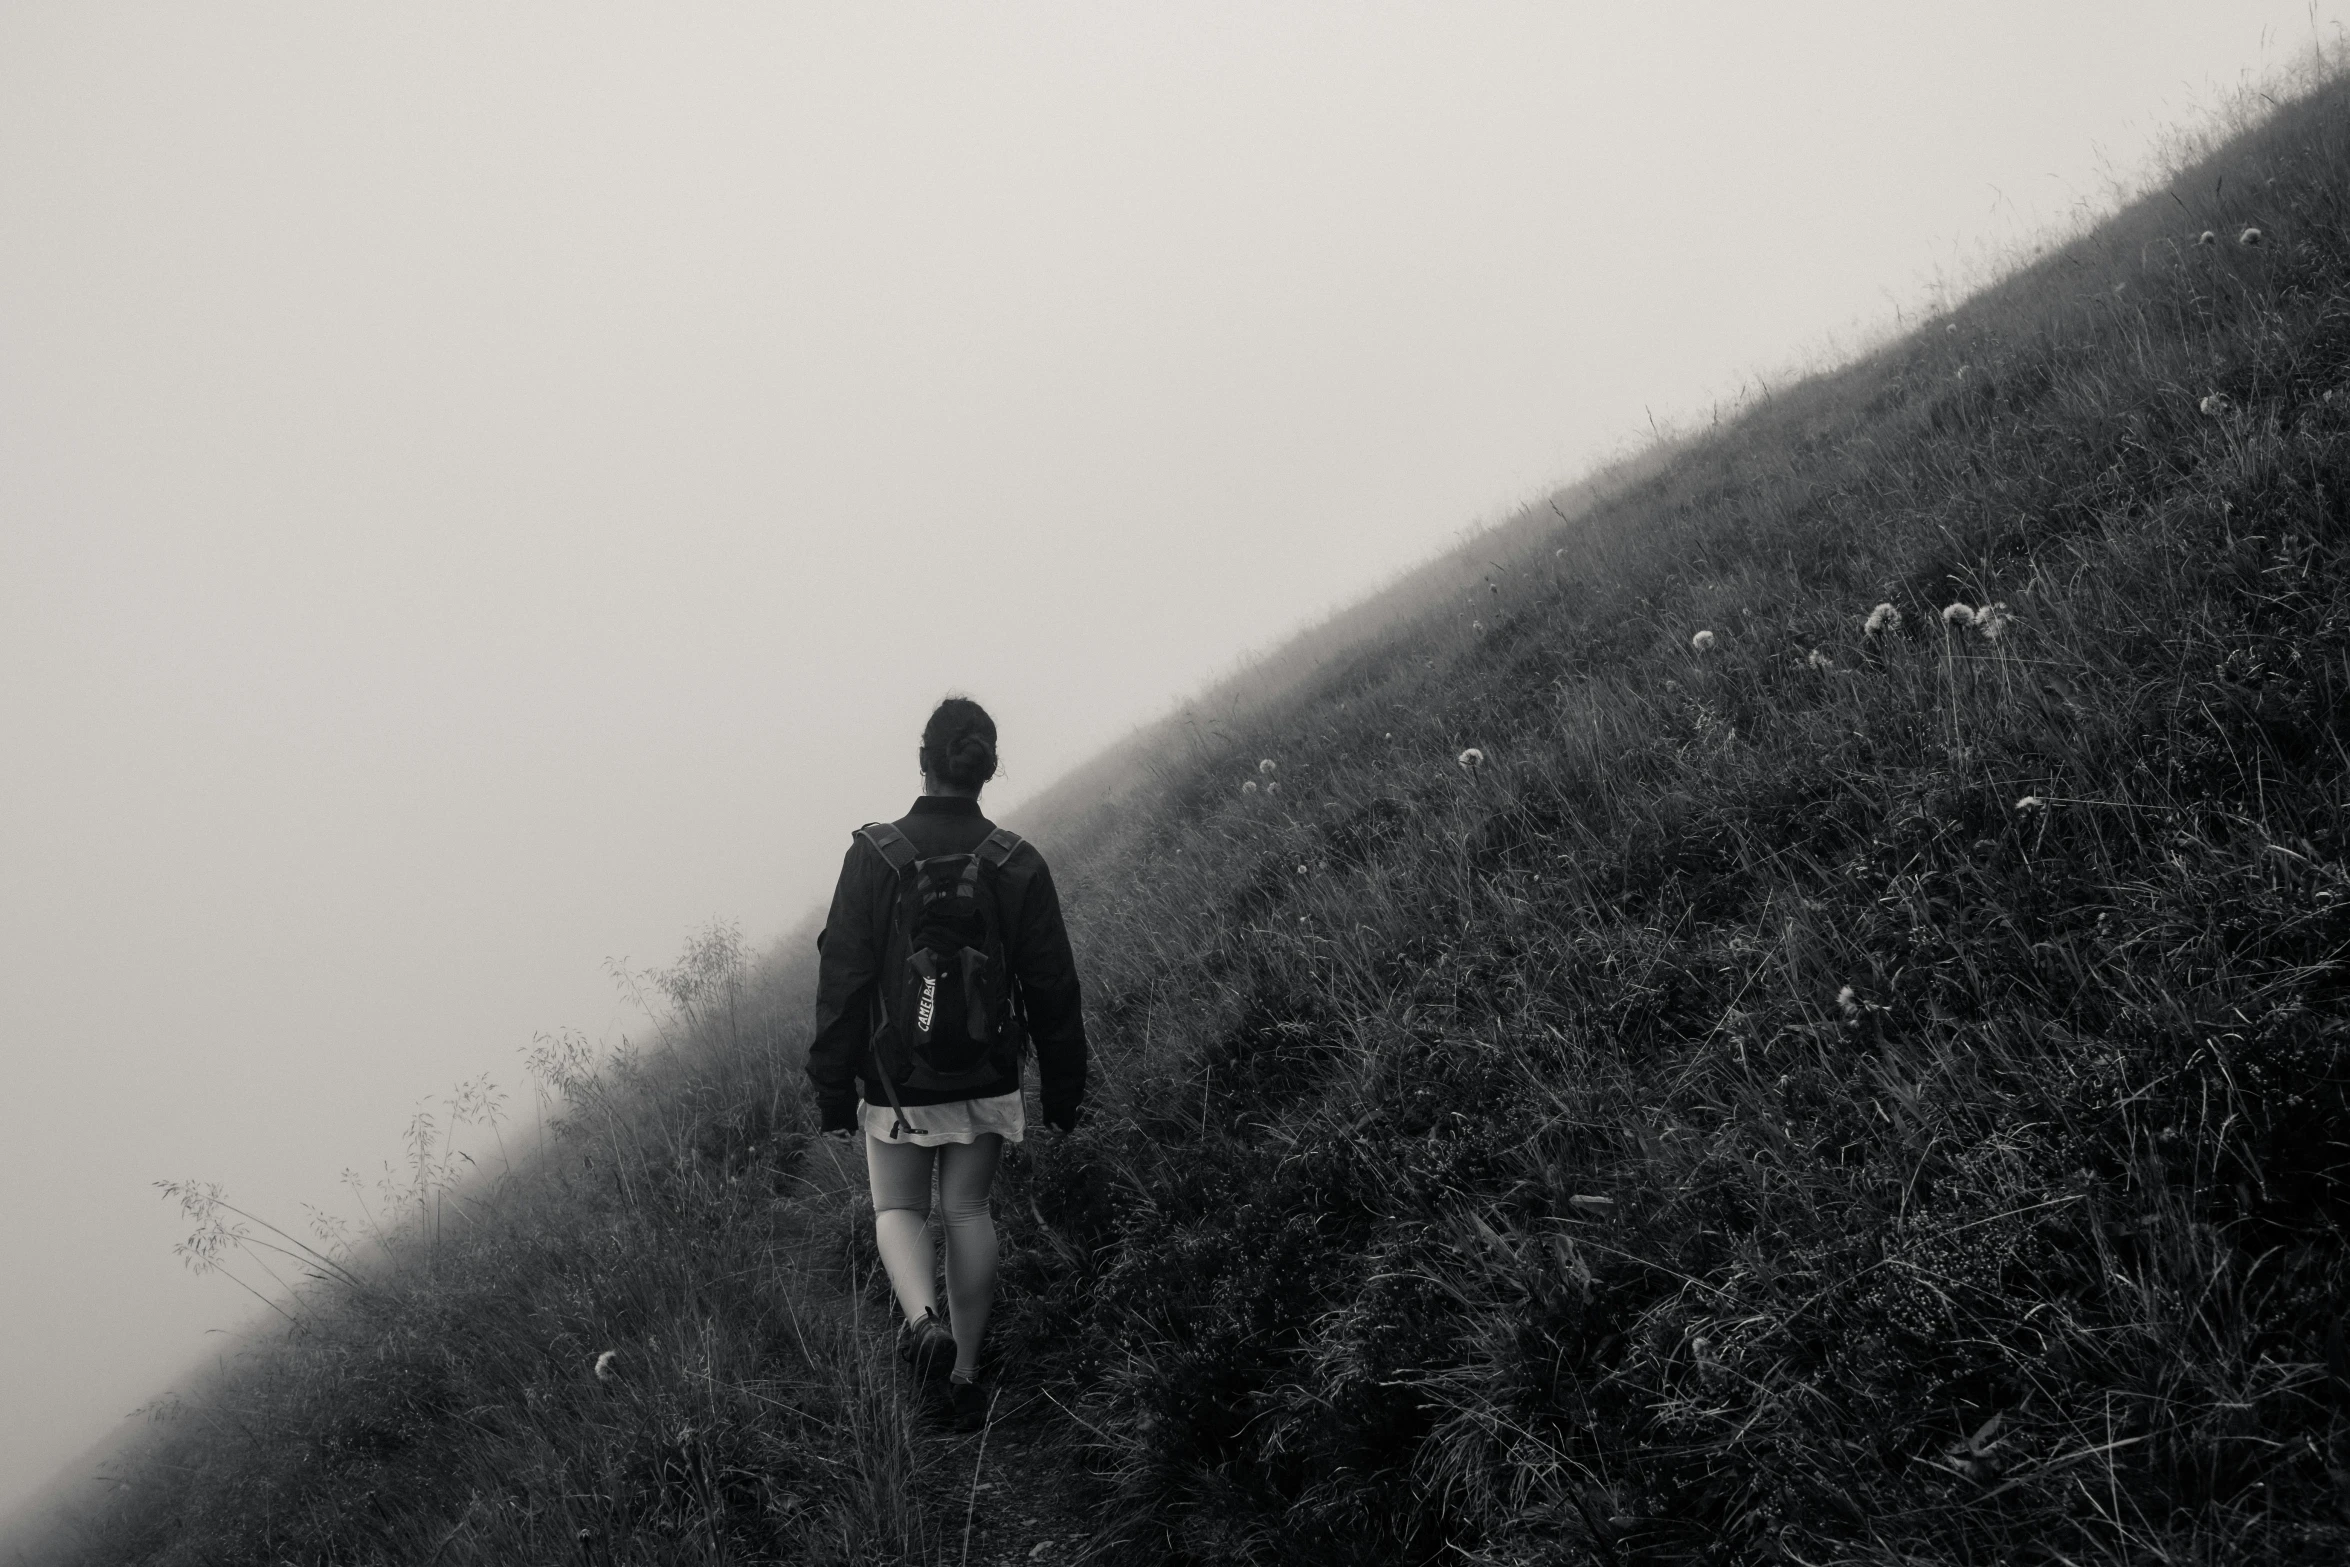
[34,75,2350,1567]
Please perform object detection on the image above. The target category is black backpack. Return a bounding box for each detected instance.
[857,821,1027,1136]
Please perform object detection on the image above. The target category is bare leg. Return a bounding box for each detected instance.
[935,1134,1003,1377]
[865,1132,940,1323]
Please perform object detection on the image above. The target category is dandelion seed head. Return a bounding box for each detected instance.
[1691,629,1716,652]
[1956,365,1970,381]
[2015,795,2047,812]
[1264,781,1280,795]
[1457,747,1485,770]
[1258,758,1277,775]
[1836,985,1861,1021]
[594,1350,619,1382]
[1864,602,1902,636]
[1945,322,1959,334]
[1297,865,1309,876]
[2196,229,2216,246]
[1973,602,2012,640]
[2239,226,2264,246]
[1241,780,1258,795]
[1472,619,1486,635]
[2200,392,2235,416]
[1807,648,1834,670]
[1941,602,1976,628]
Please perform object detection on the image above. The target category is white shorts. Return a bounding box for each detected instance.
[860,1090,1025,1147]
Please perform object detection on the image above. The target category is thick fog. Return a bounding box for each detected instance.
[2,0,2336,1526]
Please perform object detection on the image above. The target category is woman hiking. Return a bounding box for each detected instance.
[807,696,1089,1430]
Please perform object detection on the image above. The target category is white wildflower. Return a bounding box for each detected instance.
[1241,780,1258,795]
[1864,602,1902,636]
[1691,629,1716,652]
[595,1350,619,1383]
[1941,602,1976,629]
[1972,602,2012,640]
[2014,795,2047,813]
[1457,747,1485,771]
[1807,648,1834,671]
[2239,226,2264,247]
[1836,986,1862,1022]
[1296,865,1309,876]
[2200,392,2234,416]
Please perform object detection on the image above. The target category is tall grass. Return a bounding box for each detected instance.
[41,69,2350,1567]
[978,75,2350,1565]
[47,928,967,1565]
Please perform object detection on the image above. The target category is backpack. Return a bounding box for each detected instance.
[856,821,1027,1136]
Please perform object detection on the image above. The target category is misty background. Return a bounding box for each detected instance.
[3,0,2339,1524]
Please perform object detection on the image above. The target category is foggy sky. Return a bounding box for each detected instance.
[3,1,2339,1523]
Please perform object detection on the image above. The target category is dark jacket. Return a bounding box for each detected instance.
[807,795,1088,1133]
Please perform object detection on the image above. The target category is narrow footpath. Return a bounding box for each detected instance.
[904,1376,1122,1567]
[787,1138,1128,1566]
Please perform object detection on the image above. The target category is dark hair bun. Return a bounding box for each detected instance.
[921,697,999,790]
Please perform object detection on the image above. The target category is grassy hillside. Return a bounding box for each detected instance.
[38,75,2350,1567]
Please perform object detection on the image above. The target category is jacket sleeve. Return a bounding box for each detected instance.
[1012,852,1088,1128]
[807,839,881,1132]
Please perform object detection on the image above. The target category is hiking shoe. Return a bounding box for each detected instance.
[896,1309,953,1383]
[946,1374,989,1433]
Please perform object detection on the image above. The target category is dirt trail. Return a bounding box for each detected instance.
[904,1379,1118,1567]
[793,1140,1123,1565]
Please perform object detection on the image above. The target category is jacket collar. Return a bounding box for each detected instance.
[909,795,983,817]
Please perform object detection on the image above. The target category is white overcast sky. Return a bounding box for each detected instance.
[2,0,2340,1524]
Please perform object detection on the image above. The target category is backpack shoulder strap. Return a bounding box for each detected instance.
[855,821,919,874]
[974,828,1030,1026]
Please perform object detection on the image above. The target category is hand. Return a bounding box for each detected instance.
[821,1127,857,1144]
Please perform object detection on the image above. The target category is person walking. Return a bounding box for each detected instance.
[808,696,1088,1430]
